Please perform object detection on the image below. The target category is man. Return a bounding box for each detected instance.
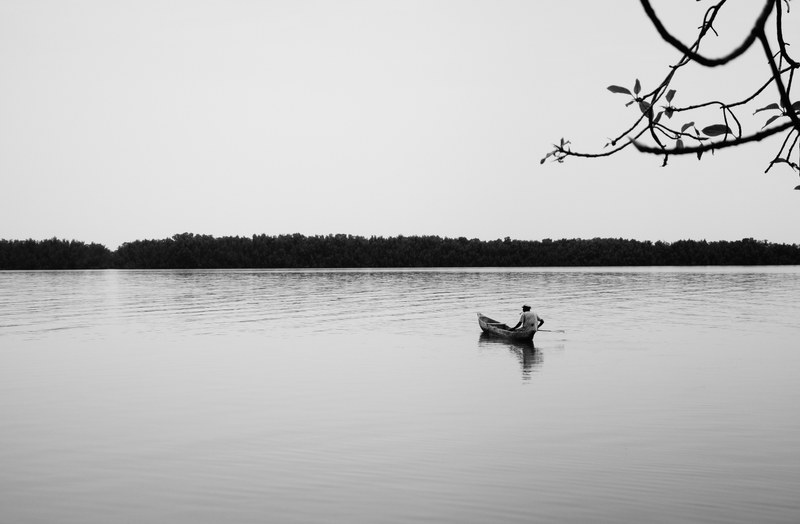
[509,304,544,332]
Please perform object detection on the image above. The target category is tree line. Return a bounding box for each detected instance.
[2,234,800,270]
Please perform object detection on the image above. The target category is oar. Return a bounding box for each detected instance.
[488,320,563,332]
[489,322,564,333]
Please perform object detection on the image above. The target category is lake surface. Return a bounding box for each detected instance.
[1,268,799,523]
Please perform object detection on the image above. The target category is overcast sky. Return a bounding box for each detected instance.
[1,0,798,248]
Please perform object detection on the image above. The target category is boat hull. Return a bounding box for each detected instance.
[477,313,536,342]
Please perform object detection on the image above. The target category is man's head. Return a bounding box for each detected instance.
[522,304,531,311]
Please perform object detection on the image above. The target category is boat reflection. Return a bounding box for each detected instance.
[478,333,543,379]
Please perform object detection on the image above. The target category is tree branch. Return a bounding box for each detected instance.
[638,0,775,67]
[633,120,795,155]
[544,0,800,185]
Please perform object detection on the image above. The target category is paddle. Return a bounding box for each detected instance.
[488,321,564,333]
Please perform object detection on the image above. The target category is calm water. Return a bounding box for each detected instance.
[1,268,799,523]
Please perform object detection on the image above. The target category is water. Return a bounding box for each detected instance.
[1,268,799,523]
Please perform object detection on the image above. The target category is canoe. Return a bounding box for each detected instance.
[477,313,537,342]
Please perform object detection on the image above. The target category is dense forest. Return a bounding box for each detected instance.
[2,234,800,269]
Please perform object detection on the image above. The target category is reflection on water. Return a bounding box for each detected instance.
[478,333,543,380]
[1,267,800,523]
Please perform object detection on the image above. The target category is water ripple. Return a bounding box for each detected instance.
[2,268,800,341]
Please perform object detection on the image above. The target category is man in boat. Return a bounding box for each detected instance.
[509,304,544,332]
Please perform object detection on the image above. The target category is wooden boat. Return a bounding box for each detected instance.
[477,313,537,342]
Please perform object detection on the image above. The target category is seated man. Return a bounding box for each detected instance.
[509,304,544,331]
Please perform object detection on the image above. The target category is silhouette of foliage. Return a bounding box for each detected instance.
[3,234,800,269]
[543,0,800,188]
[0,238,112,269]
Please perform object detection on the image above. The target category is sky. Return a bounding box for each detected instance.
[1,0,798,249]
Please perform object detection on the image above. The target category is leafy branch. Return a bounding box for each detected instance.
[543,0,800,189]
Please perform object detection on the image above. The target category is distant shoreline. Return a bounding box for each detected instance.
[3,234,800,270]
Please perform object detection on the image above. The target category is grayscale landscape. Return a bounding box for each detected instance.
[2,2,799,523]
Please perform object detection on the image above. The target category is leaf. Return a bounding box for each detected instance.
[702,124,731,137]
[676,139,684,150]
[681,122,695,133]
[607,85,632,95]
[665,89,676,103]
[795,185,800,190]
[634,79,641,95]
[792,101,800,112]
[762,114,782,129]
[697,150,703,161]
[665,107,674,119]
[754,103,780,115]
[639,101,652,114]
